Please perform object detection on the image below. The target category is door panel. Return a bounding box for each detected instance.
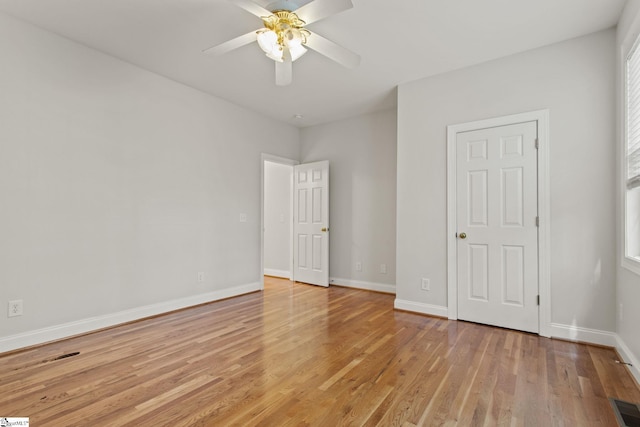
[298,235,308,268]
[298,188,307,222]
[468,244,489,301]
[468,170,488,226]
[456,121,538,333]
[502,167,524,226]
[293,161,329,287]
[312,187,323,222]
[502,245,524,305]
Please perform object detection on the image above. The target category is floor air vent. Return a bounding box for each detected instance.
[50,352,80,361]
[610,398,640,427]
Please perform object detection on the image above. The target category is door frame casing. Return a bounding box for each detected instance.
[260,153,299,290]
[446,110,551,337]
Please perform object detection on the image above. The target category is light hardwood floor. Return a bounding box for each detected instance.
[1,276,639,426]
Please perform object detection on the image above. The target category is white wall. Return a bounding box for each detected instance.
[616,0,640,380]
[263,161,292,278]
[300,110,397,293]
[397,29,617,335]
[0,13,299,350]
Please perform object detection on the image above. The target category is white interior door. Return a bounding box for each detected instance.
[293,161,329,287]
[456,121,539,333]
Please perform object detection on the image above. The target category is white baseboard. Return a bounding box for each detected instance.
[548,322,617,347]
[538,324,640,385]
[615,334,640,386]
[330,277,396,294]
[394,299,448,318]
[264,269,290,279]
[0,282,261,354]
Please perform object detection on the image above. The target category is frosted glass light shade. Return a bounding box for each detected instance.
[257,30,277,53]
[257,30,284,62]
[266,49,284,62]
[288,41,307,61]
[257,25,309,63]
[284,29,307,62]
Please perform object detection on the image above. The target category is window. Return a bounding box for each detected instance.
[625,37,640,272]
[627,41,640,189]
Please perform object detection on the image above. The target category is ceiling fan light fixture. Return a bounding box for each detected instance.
[257,11,310,65]
[287,41,307,61]
[289,44,307,61]
[257,29,284,62]
[284,28,308,61]
[206,0,360,86]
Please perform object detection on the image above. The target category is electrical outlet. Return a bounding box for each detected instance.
[380,264,387,274]
[8,300,23,317]
[421,278,430,291]
[355,262,362,272]
[198,272,205,283]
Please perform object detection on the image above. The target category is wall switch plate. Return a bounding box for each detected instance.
[239,213,247,223]
[421,278,430,291]
[380,264,387,274]
[198,272,205,283]
[8,300,23,317]
[356,262,362,272]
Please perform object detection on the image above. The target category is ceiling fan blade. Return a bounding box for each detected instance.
[202,30,258,56]
[229,0,273,18]
[294,0,353,25]
[275,54,293,86]
[305,32,360,69]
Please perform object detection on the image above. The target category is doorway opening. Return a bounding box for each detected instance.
[261,155,331,289]
[261,155,297,288]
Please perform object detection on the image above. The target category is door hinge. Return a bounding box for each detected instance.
[535,216,539,227]
[537,295,540,306]
[535,138,539,149]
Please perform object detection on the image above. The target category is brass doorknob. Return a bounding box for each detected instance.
[459,232,467,239]
[321,227,329,232]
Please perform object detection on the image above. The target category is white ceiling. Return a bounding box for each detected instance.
[0,0,627,127]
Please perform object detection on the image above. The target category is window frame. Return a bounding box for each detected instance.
[623,32,640,276]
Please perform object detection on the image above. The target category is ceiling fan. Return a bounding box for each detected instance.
[203,0,360,86]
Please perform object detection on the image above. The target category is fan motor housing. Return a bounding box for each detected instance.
[265,0,308,12]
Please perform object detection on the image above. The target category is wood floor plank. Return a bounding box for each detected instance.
[1,276,639,426]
